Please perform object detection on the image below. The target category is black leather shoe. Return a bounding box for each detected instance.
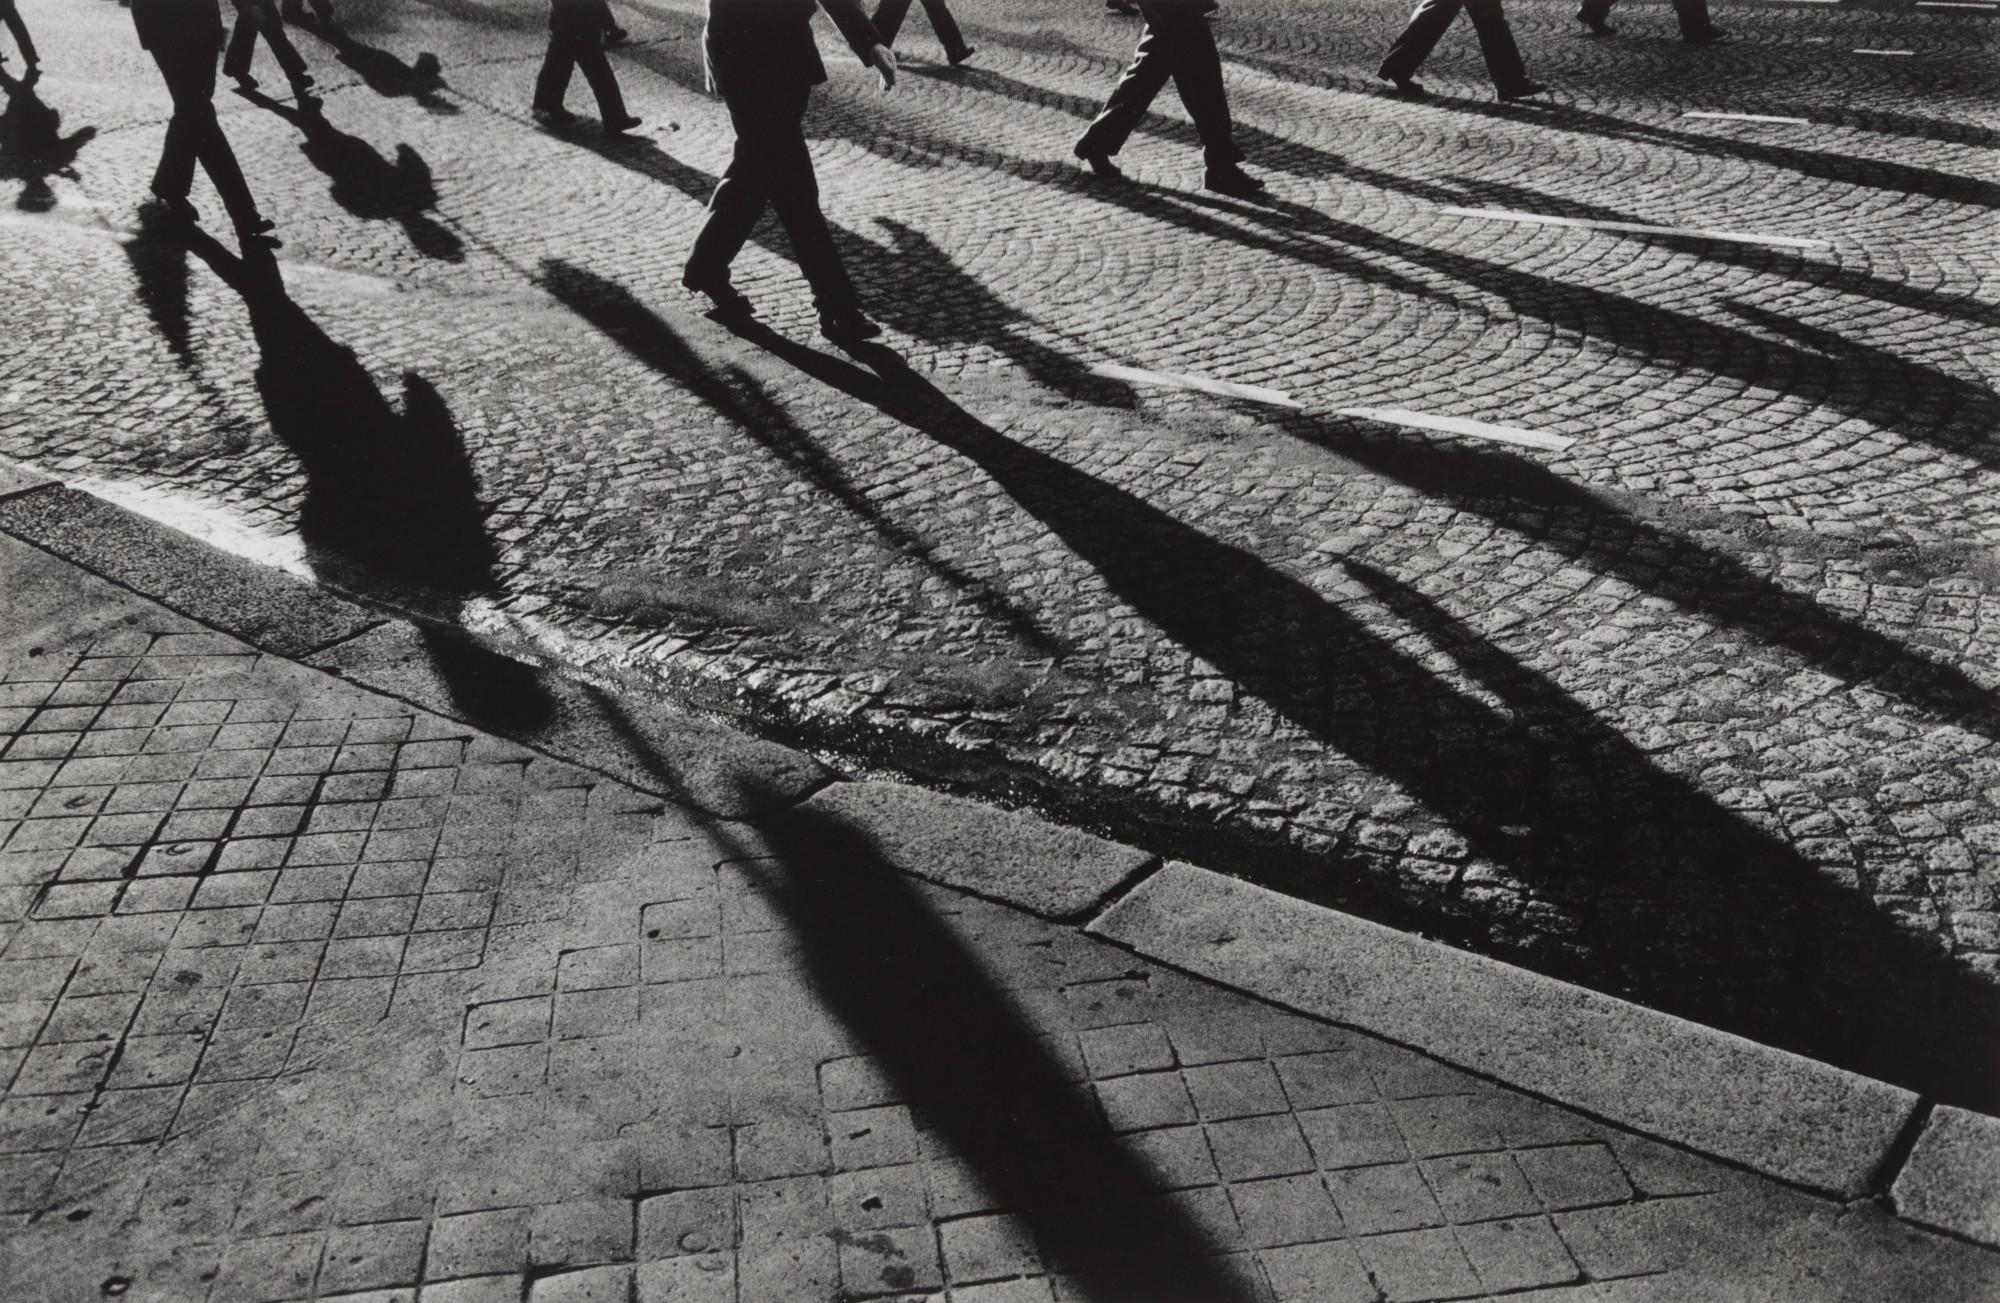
[683,271,755,321]
[1377,69,1427,98]
[605,115,643,135]
[1073,141,1123,180]
[146,193,200,227]
[818,308,883,344]
[1496,79,1549,101]
[1203,165,1265,198]
[533,104,577,127]
[947,45,976,67]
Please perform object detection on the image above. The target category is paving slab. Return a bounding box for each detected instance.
[1088,862,1919,1198]
[792,781,1155,919]
[1893,1105,2000,1247]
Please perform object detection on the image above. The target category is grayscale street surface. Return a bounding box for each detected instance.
[0,0,1996,1298]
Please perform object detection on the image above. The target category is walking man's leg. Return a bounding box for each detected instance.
[1465,0,1543,96]
[872,0,912,47]
[572,38,637,128]
[1379,0,1462,93]
[1,1,38,65]
[919,0,971,60]
[1074,16,1174,175]
[1576,0,1615,34]
[533,35,577,116]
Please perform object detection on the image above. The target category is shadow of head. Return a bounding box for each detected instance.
[748,804,1265,1301]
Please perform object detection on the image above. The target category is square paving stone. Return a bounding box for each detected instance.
[837,1223,943,1295]
[320,1219,427,1293]
[1274,1051,1378,1110]
[1424,1152,1540,1223]
[1206,1115,1315,1181]
[530,1198,633,1268]
[635,1255,735,1303]
[1355,1226,1481,1302]
[1123,1125,1220,1190]
[1324,1164,1444,1235]
[1228,1173,1346,1248]
[1078,1022,1175,1078]
[828,1164,930,1231]
[829,1105,922,1171]
[1258,1239,1376,1302]
[1517,1144,1635,1211]
[940,1212,1042,1282]
[427,1206,531,1279]
[1184,1059,1289,1120]
[1095,1070,1196,1133]
[638,1187,736,1258]
[1455,1215,1581,1294]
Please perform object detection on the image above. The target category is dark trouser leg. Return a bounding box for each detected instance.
[154,50,262,228]
[872,0,911,47]
[700,83,859,311]
[1464,0,1528,87]
[533,35,576,110]
[570,37,628,121]
[1576,0,1613,21]
[1672,0,1713,34]
[1380,0,1463,80]
[2,5,37,63]
[919,0,967,55]
[224,12,259,79]
[258,10,312,84]
[1146,4,1239,166]
[1076,16,1174,158]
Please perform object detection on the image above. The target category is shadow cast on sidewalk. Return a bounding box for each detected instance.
[0,66,95,212]
[136,231,546,731]
[721,326,2000,1111]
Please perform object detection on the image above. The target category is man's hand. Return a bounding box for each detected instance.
[866,43,897,93]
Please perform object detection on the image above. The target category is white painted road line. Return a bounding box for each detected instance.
[1335,407,1574,451]
[1683,110,1812,125]
[1854,48,1917,55]
[1440,206,1830,251]
[1089,363,1301,408]
[1916,2,1997,10]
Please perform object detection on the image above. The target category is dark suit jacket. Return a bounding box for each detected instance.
[703,0,881,98]
[549,0,616,38]
[132,0,226,53]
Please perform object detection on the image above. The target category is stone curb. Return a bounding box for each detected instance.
[791,780,1157,920]
[1086,862,1922,1203]
[1893,1106,2000,1247]
[5,465,1996,1247]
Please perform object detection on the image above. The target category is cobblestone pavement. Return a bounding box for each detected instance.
[2,0,1999,1107]
[4,534,1997,1302]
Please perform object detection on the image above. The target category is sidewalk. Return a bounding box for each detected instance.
[3,518,1996,1301]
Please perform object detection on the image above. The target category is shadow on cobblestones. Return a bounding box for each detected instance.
[726,328,2000,1110]
[237,91,465,262]
[0,67,95,214]
[742,802,1265,1301]
[150,233,550,732]
[1167,190,2000,465]
[303,21,456,115]
[537,257,1066,657]
[1311,430,2000,741]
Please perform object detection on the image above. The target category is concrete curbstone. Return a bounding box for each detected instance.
[0,454,54,499]
[310,621,830,819]
[0,485,380,657]
[1892,1106,2000,1248]
[1087,862,1920,1199]
[794,781,1156,919]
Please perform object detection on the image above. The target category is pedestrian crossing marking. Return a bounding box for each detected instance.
[1334,408,1574,452]
[1682,110,1812,125]
[1915,2,1997,10]
[1439,207,1831,251]
[1853,49,1917,55]
[1089,363,1302,408]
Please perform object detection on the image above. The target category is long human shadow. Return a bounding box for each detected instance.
[534,257,1064,657]
[0,68,96,212]
[302,23,458,114]
[793,95,1998,463]
[237,89,464,261]
[1220,45,2000,208]
[1294,425,2000,740]
[1160,186,2000,467]
[1436,174,2000,330]
[155,230,548,731]
[727,327,2000,1109]
[735,802,1265,1302]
